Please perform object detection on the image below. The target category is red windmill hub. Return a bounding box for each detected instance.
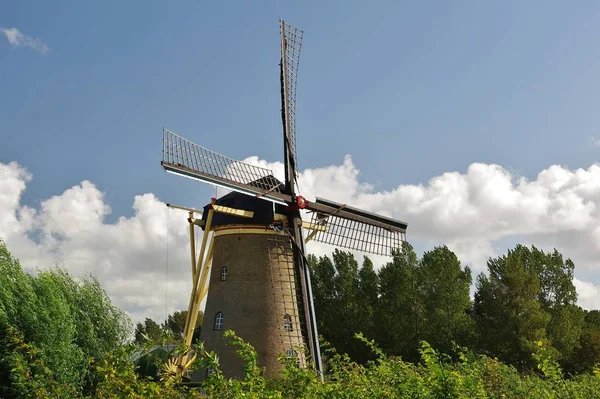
[296,195,307,209]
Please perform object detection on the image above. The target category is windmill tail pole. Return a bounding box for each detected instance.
[288,219,324,382]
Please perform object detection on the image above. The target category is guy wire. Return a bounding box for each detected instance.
[165,205,170,325]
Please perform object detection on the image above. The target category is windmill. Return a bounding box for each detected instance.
[160,20,408,380]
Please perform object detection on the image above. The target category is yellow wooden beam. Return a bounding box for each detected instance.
[167,203,204,214]
[302,221,328,232]
[214,226,287,237]
[274,213,328,231]
[305,229,320,243]
[212,204,254,218]
[188,217,205,227]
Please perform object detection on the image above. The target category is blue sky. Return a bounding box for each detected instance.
[3,1,600,318]
[3,1,600,218]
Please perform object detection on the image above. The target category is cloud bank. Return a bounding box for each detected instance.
[1,157,600,326]
[1,27,50,54]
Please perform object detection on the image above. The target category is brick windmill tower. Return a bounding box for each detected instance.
[160,20,408,380]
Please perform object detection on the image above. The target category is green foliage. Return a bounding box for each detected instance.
[571,310,600,374]
[419,245,475,354]
[94,344,204,398]
[134,310,204,345]
[377,242,424,361]
[0,239,131,397]
[135,318,164,343]
[311,243,474,365]
[309,242,596,379]
[473,244,588,371]
[308,250,371,363]
[2,237,600,397]
[165,310,204,341]
[3,233,600,399]
[87,331,600,398]
[473,249,550,369]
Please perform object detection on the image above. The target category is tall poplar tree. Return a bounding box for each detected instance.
[419,246,474,354]
[377,242,423,362]
[473,247,550,369]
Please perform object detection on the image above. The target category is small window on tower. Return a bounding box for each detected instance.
[285,349,300,367]
[284,314,293,331]
[214,312,223,330]
[285,349,297,357]
[220,266,228,281]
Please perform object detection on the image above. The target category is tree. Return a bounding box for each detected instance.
[377,242,423,362]
[352,256,381,363]
[330,250,362,358]
[419,246,474,354]
[134,318,163,344]
[356,257,378,331]
[309,250,366,362]
[308,253,337,346]
[515,245,584,364]
[473,247,550,369]
[0,239,131,397]
[475,245,585,369]
[133,310,204,344]
[570,310,600,374]
[164,310,203,343]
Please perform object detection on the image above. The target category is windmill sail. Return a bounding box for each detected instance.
[161,128,288,205]
[280,20,303,189]
[279,19,323,380]
[305,197,408,257]
[160,19,409,382]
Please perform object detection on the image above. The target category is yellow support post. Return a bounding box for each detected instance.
[182,206,214,353]
[185,239,214,347]
[188,211,197,277]
[195,239,216,316]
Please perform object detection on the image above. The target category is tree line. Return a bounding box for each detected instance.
[1,238,599,397]
[307,243,600,375]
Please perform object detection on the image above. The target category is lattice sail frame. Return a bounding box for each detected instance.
[162,128,285,203]
[163,127,408,256]
[281,20,303,176]
[307,212,406,257]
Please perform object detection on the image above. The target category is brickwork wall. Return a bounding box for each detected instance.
[199,230,307,379]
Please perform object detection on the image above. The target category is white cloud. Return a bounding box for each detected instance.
[243,155,600,310]
[574,278,600,309]
[1,27,50,54]
[2,157,600,329]
[591,137,600,148]
[0,162,190,325]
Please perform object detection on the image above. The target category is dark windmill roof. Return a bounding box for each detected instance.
[201,175,284,229]
[248,175,285,192]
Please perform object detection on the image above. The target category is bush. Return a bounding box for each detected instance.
[0,240,131,397]
[93,331,600,399]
